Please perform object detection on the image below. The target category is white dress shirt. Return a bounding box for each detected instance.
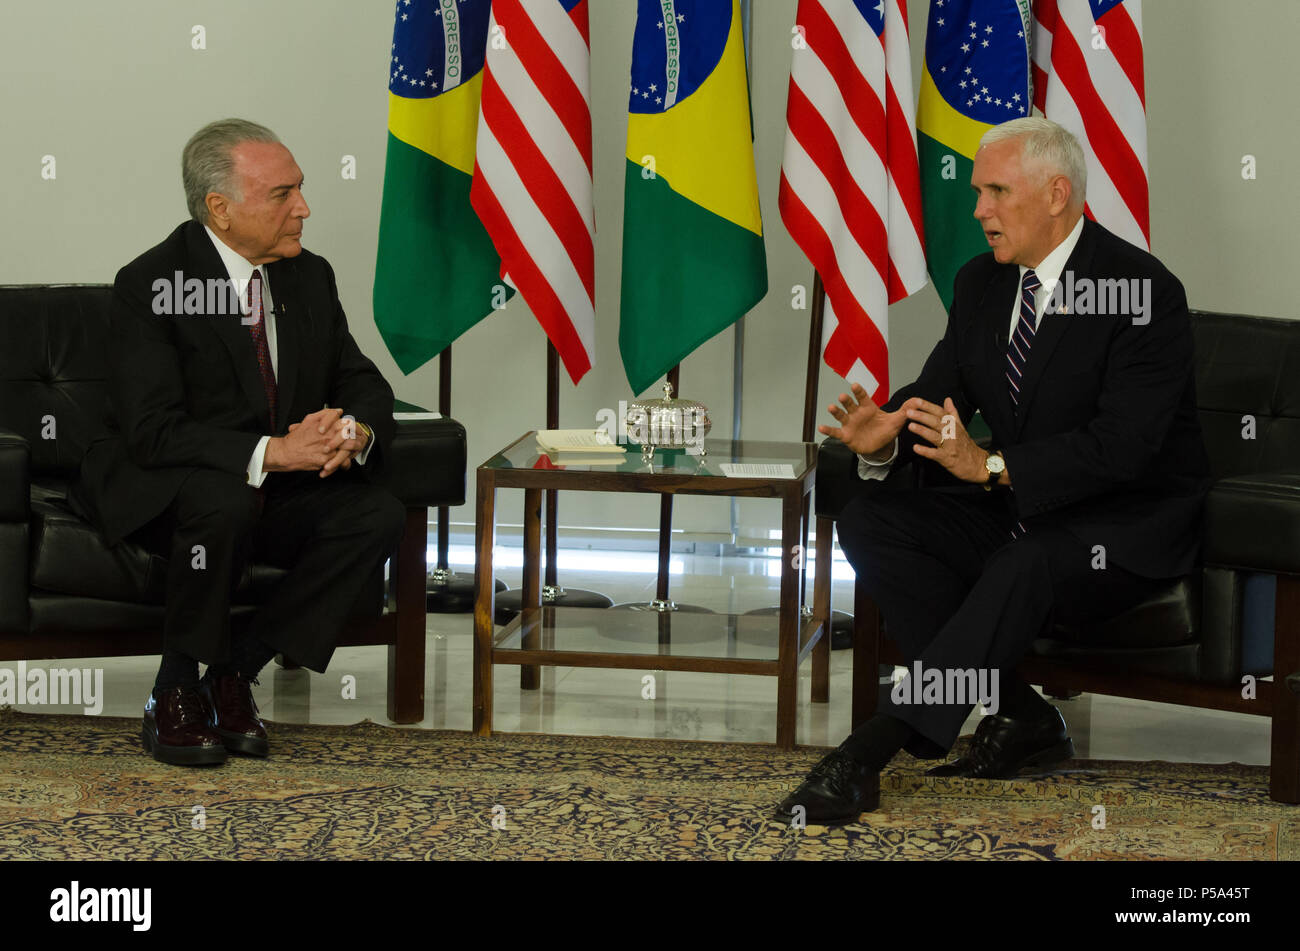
[202,226,372,486]
[856,215,1085,481]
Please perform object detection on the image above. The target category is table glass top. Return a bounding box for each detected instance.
[481,434,816,481]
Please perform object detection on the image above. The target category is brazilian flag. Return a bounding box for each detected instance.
[619,0,767,397]
[374,0,509,375]
[918,0,1032,310]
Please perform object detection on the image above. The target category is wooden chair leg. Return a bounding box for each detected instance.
[811,517,832,704]
[1269,574,1300,804]
[851,577,880,731]
[386,507,427,724]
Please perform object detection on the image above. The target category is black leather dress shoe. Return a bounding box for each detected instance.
[775,750,880,825]
[927,706,1073,779]
[199,671,269,757]
[142,687,228,766]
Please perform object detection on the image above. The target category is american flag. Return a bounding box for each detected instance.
[470,0,596,384]
[1032,0,1149,250]
[779,0,927,404]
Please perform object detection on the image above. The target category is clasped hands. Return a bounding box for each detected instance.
[817,383,995,485]
[264,407,369,478]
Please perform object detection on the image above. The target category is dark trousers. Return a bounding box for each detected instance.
[836,486,1170,757]
[130,467,406,672]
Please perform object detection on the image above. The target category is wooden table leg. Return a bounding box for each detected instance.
[776,488,802,749]
[473,470,496,737]
[521,487,543,690]
[811,514,832,704]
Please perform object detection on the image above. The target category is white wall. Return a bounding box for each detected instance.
[2,0,1295,546]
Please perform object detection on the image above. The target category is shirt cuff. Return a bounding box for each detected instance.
[247,435,271,488]
[355,422,374,466]
[856,438,898,482]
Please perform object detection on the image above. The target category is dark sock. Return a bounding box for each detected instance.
[223,631,276,680]
[837,714,915,771]
[153,650,200,695]
[997,677,1054,720]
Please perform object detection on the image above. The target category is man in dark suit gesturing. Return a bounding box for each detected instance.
[72,119,406,766]
[777,117,1210,823]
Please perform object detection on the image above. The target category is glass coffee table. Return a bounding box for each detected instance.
[472,433,831,749]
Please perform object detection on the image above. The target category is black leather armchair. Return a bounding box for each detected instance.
[0,284,467,723]
[813,310,1300,803]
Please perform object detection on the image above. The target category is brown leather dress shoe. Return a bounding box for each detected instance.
[142,687,228,766]
[199,671,269,757]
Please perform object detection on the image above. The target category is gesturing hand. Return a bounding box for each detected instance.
[907,397,989,483]
[817,382,915,458]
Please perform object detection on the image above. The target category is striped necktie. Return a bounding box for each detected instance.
[1006,269,1039,539]
[1006,268,1040,409]
[246,269,278,432]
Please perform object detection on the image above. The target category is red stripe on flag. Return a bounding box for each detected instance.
[1097,4,1145,108]
[785,83,891,288]
[883,77,926,263]
[493,0,593,175]
[478,77,594,302]
[800,0,887,163]
[1048,23,1150,240]
[1032,61,1049,112]
[471,174,592,385]
[568,0,590,46]
[779,174,890,402]
[823,326,858,380]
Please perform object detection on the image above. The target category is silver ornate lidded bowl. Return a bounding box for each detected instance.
[625,382,711,457]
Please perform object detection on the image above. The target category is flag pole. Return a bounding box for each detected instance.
[745,269,854,650]
[424,343,506,613]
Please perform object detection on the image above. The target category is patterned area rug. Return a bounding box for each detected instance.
[0,708,1294,860]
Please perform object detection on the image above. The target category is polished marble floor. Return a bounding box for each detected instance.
[8,544,1272,766]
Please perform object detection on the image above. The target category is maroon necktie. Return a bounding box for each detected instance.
[246,269,279,432]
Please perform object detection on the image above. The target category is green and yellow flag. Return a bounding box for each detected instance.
[918,0,1032,309]
[374,1,509,374]
[619,0,767,396]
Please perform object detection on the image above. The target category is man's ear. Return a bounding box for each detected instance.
[1047,173,1072,216]
[205,192,230,230]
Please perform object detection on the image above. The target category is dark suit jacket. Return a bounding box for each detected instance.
[880,217,1211,579]
[72,220,396,545]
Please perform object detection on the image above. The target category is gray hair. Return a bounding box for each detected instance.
[182,119,281,223]
[979,117,1087,206]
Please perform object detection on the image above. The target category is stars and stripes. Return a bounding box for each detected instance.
[1032,0,1149,249]
[470,0,596,384]
[779,0,927,404]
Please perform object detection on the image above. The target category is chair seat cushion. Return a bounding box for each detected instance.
[29,482,287,605]
[1046,576,1198,648]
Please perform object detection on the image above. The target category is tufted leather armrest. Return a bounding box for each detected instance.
[1204,473,1300,576]
[0,428,28,522]
[387,415,467,509]
[814,438,861,520]
[0,427,31,634]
